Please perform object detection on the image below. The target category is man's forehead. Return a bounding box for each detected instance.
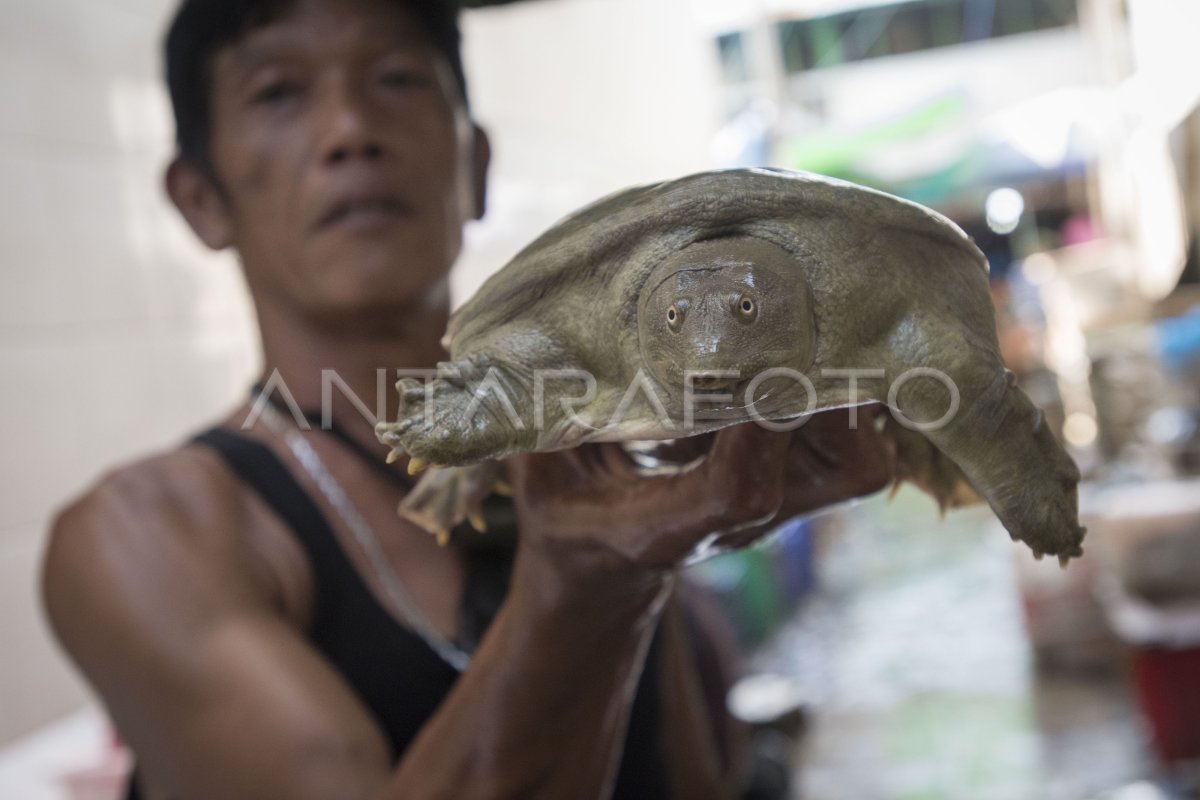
[218,0,439,68]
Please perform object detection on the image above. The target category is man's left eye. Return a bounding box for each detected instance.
[380,70,433,88]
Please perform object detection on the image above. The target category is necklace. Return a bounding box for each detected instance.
[248,382,415,491]
[253,397,472,672]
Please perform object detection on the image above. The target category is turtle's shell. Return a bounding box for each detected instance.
[444,168,985,362]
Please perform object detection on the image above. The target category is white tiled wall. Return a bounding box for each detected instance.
[0,0,722,745]
[0,0,259,745]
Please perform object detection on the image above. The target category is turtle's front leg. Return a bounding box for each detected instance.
[375,357,537,467]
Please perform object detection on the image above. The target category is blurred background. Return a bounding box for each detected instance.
[2,0,1199,797]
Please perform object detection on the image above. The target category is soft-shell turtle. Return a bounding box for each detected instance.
[377,168,1085,561]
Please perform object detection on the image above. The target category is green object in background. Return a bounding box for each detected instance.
[782,93,970,201]
[891,157,977,207]
[737,547,782,646]
[691,546,784,648]
[688,522,815,649]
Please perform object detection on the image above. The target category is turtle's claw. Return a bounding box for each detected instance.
[377,426,402,448]
[408,457,431,475]
[397,378,429,406]
[467,510,488,534]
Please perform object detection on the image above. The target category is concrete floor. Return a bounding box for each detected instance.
[750,487,1164,800]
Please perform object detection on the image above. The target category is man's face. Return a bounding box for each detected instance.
[197,0,485,323]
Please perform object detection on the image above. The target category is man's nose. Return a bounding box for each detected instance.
[316,80,386,165]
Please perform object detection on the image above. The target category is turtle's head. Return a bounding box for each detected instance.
[637,236,815,400]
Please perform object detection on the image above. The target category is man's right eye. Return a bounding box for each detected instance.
[252,80,300,106]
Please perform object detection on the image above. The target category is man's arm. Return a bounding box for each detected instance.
[44,449,403,800]
[44,418,888,800]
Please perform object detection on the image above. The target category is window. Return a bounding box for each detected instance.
[716,31,752,84]
[995,0,1079,37]
[774,0,1077,73]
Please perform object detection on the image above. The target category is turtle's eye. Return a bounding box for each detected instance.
[666,304,684,332]
[735,294,757,321]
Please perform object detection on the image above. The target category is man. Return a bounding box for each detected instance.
[42,0,892,797]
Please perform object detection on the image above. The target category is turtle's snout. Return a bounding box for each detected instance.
[689,371,739,392]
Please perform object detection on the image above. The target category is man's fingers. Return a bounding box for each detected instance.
[773,407,896,518]
[702,424,794,527]
[707,422,792,469]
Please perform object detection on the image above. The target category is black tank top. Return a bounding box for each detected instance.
[125,428,667,799]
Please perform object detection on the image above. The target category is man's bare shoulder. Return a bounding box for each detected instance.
[50,442,249,555]
[42,437,293,649]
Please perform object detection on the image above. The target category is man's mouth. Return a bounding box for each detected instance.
[319,197,412,230]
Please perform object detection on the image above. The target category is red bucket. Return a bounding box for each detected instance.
[1132,645,1200,763]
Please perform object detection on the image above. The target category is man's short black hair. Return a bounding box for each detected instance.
[164,0,468,177]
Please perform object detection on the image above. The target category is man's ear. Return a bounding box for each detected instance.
[165,156,233,250]
[470,123,491,221]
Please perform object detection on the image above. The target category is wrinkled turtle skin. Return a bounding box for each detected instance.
[377,168,1085,561]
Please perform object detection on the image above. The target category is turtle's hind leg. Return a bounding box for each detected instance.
[889,352,1085,561]
[883,417,983,513]
[399,461,506,540]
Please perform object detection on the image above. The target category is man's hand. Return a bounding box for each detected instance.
[712,404,895,550]
[505,405,894,579]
